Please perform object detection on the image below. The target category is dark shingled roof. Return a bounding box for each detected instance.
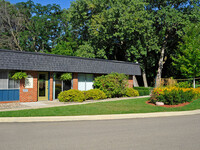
[0,49,141,75]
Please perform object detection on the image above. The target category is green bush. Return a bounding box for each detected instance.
[125,88,139,97]
[93,72,128,98]
[150,89,195,105]
[58,89,85,102]
[85,89,107,100]
[138,90,144,96]
[133,87,151,96]
[133,87,151,90]
[11,71,27,80]
[139,90,150,96]
[60,73,72,81]
[175,81,192,88]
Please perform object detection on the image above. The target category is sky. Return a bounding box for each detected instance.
[8,0,74,9]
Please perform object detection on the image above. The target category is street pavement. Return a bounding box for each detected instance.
[0,114,200,150]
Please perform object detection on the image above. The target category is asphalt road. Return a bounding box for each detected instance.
[0,115,200,150]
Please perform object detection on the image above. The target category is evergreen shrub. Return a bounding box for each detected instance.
[125,88,139,97]
[85,89,107,100]
[133,87,151,96]
[58,89,85,102]
[93,72,128,98]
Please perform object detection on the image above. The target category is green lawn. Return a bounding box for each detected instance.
[0,97,200,117]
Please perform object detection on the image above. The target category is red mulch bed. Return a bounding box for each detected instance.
[146,100,190,108]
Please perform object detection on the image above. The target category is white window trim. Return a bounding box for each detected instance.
[78,74,94,91]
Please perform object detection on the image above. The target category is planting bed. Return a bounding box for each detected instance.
[146,100,190,108]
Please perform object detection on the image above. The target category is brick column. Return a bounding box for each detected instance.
[128,75,133,88]
[73,73,78,90]
[49,72,53,101]
[20,71,38,102]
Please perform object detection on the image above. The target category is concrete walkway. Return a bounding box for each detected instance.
[0,96,150,112]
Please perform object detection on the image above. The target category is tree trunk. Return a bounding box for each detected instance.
[155,36,168,88]
[193,78,195,88]
[10,30,22,51]
[142,70,148,87]
[155,47,164,87]
[3,2,22,51]
[133,76,139,87]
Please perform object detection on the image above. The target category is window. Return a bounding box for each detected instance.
[78,74,94,91]
[0,71,20,89]
[8,72,20,89]
[0,71,8,89]
[53,73,72,99]
[8,79,20,89]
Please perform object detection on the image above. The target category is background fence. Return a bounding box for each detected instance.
[160,77,200,88]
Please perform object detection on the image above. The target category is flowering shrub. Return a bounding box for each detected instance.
[150,87,200,105]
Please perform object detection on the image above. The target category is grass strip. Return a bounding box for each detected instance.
[0,97,200,117]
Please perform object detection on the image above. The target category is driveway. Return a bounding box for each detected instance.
[0,114,200,150]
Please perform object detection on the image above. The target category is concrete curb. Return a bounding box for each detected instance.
[1,109,200,123]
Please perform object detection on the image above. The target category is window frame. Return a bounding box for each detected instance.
[0,70,20,89]
[78,73,94,91]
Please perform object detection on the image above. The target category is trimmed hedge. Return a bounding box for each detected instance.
[85,89,107,100]
[133,87,151,96]
[125,88,139,97]
[58,89,85,102]
[138,90,150,96]
[133,87,151,90]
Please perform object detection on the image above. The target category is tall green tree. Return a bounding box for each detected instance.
[173,23,200,88]
[0,0,25,50]
[75,42,95,58]
[16,0,63,52]
[67,0,159,86]
[50,40,75,56]
[0,0,64,52]
[145,0,200,87]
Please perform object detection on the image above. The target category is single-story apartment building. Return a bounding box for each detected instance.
[0,49,141,103]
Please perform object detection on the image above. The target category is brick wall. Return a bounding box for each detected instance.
[73,73,78,90]
[20,71,38,102]
[128,75,133,88]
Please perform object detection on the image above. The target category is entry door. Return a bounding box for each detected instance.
[38,72,48,100]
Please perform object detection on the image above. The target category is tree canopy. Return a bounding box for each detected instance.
[173,23,200,87]
[1,0,200,86]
